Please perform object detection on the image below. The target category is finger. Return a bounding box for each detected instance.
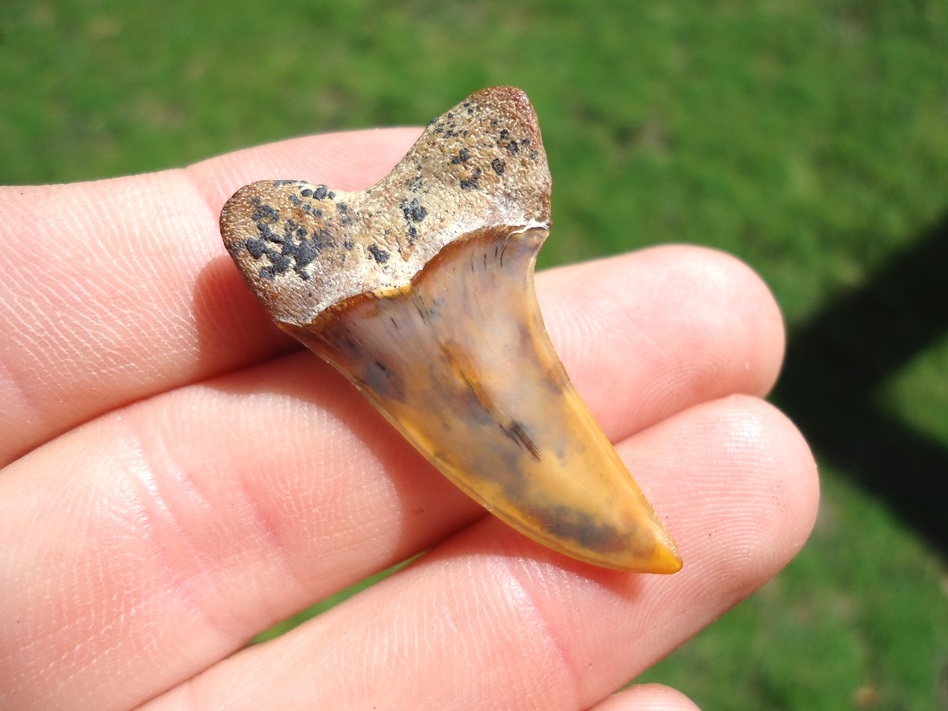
[0,129,421,465]
[142,397,818,710]
[589,684,701,711]
[537,243,784,440]
[0,246,787,711]
[188,128,425,202]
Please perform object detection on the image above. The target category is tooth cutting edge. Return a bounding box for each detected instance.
[220,86,681,573]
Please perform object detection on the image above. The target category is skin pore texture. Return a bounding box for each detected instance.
[0,125,818,711]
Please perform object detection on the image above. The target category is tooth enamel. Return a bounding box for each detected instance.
[220,86,681,573]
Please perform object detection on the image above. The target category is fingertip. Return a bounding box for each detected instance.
[614,392,820,607]
[189,127,424,207]
[715,247,785,385]
[677,395,820,590]
[649,244,787,396]
[590,683,702,711]
[536,244,788,442]
[759,398,821,558]
[721,395,820,563]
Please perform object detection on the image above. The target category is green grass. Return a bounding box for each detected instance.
[877,334,948,448]
[3,1,947,708]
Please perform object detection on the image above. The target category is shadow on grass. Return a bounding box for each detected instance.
[772,212,948,558]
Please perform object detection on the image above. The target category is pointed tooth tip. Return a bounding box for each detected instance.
[595,545,682,575]
[640,519,683,574]
[591,521,682,574]
[643,538,684,574]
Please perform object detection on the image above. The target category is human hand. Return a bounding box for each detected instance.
[0,128,818,710]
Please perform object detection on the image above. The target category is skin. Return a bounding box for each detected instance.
[0,127,818,711]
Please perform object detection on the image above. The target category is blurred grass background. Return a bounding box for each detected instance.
[3,0,947,708]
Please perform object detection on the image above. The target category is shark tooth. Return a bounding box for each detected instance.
[220,86,681,573]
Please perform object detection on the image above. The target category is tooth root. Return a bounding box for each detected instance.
[291,226,681,573]
[220,86,681,573]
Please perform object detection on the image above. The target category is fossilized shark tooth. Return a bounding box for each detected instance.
[220,86,681,573]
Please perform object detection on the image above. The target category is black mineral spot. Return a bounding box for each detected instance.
[328,191,336,200]
[300,188,313,198]
[459,167,482,191]
[507,140,519,156]
[400,197,428,223]
[450,147,471,165]
[251,203,279,223]
[292,239,317,268]
[254,221,277,242]
[491,158,506,175]
[313,229,334,252]
[501,421,541,461]
[314,186,329,200]
[245,238,267,259]
[368,244,390,264]
[269,253,291,273]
